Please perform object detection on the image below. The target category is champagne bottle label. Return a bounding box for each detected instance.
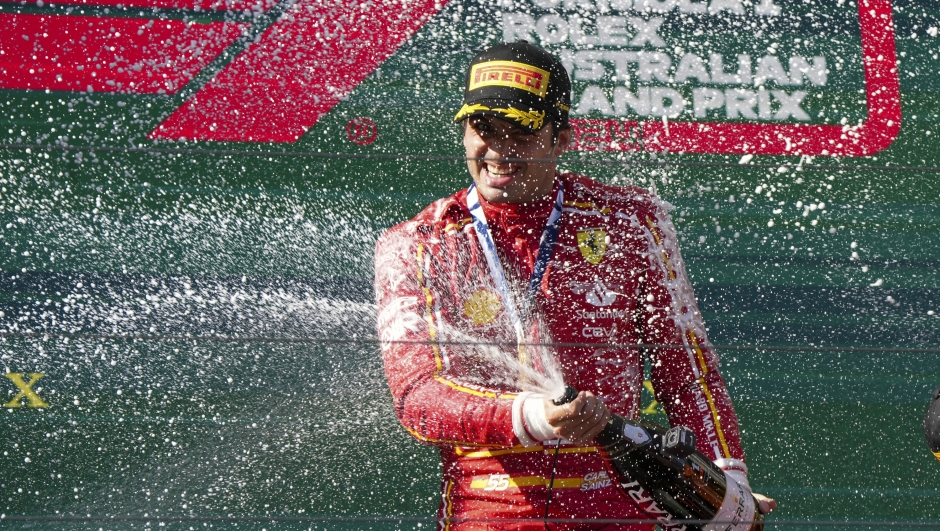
[703,471,756,531]
[621,422,651,445]
[618,480,689,531]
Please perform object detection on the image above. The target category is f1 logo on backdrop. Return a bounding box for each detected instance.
[1,0,447,142]
[1,0,899,155]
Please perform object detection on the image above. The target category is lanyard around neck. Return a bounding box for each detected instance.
[466,182,564,340]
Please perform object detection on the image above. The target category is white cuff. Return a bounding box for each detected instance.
[714,458,751,492]
[511,393,556,447]
[714,457,748,475]
[512,393,536,447]
[524,395,557,442]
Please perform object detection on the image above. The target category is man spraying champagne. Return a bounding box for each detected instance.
[376,41,775,530]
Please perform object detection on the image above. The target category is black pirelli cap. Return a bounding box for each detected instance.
[926,383,940,462]
[453,41,571,132]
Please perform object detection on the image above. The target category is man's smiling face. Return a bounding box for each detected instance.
[463,115,569,204]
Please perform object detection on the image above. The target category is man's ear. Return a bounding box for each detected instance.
[553,127,571,156]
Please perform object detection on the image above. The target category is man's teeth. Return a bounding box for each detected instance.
[488,167,514,175]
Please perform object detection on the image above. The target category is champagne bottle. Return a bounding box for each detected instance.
[553,386,763,531]
[925,383,940,462]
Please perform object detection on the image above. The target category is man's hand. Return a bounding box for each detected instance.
[752,492,777,514]
[543,390,610,444]
[543,390,776,515]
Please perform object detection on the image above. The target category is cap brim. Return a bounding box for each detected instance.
[454,99,550,132]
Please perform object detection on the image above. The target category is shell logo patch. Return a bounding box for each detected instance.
[463,290,503,325]
[577,228,607,264]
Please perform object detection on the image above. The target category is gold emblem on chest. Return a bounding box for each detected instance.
[463,289,503,325]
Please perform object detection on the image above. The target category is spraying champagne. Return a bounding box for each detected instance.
[553,386,763,531]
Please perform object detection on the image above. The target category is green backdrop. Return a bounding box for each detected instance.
[1,0,939,529]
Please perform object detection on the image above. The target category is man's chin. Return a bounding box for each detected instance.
[484,173,515,188]
[476,184,514,203]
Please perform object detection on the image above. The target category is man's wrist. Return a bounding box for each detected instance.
[512,393,556,446]
[714,458,750,491]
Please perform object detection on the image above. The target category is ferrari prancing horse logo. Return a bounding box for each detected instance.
[577,228,607,264]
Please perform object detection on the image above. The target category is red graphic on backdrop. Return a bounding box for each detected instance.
[148,0,448,143]
[0,13,245,94]
[0,0,898,156]
[346,117,378,146]
[0,0,274,10]
[569,0,900,156]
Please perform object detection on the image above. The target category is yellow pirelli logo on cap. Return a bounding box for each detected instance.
[469,60,550,98]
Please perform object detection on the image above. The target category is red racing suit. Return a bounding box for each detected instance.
[375,173,747,531]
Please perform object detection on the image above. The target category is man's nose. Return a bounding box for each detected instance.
[487,134,518,157]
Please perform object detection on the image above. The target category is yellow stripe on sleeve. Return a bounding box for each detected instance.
[687,332,732,457]
[416,243,443,372]
[643,216,733,459]
[404,425,506,448]
[441,479,454,531]
[455,444,598,459]
[469,475,585,489]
